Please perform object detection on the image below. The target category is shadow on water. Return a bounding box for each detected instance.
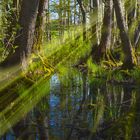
[1,68,140,140]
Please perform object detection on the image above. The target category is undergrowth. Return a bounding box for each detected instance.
[87,57,140,85]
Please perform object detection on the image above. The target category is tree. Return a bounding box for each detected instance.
[113,0,136,69]
[74,0,77,25]
[134,23,140,49]
[58,0,63,36]
[1,0,40,66]
[34,0,48,51]
[77,0,87,40]
[46,0,51,42]
[67,0,71,27]
[134,1,140,49]
[95,0,113,62]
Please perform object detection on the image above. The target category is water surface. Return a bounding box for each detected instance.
[0,68,140,140]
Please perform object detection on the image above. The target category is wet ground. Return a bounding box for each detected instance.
[0,68,140,140]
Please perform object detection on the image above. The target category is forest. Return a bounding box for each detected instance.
[0,0,140,139]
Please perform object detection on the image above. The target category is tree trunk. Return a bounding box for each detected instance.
[90,0,99,62]
[58,0,63,37]
[90,0,99,43]
[134,23,140,49]
[1,0,40,66]
[77,0,87,40]
[34,0,48,51]
[67,0,71,27]
[113,0,136,69]
[127,1,137,27]
[46,1,51,42]
[95,0,113,62]
[134,1,140,49]
[74,0,77,25]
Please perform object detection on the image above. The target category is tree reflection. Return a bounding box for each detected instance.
[1,69,140,140]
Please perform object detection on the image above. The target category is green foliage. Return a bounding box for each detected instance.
[87,57,98,73]
[130,67,140,84]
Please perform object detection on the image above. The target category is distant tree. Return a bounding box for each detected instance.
[67,0,71,27]
[74,0,77,25]
[46,0,51,42]
[59,0,63,36]
[77,0,87,40]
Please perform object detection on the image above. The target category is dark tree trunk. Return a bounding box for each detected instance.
[95,0,113,62]
[113,0,136,69]
[1,0,40,67]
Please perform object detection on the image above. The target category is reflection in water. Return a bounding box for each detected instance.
[1,69,140,140]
